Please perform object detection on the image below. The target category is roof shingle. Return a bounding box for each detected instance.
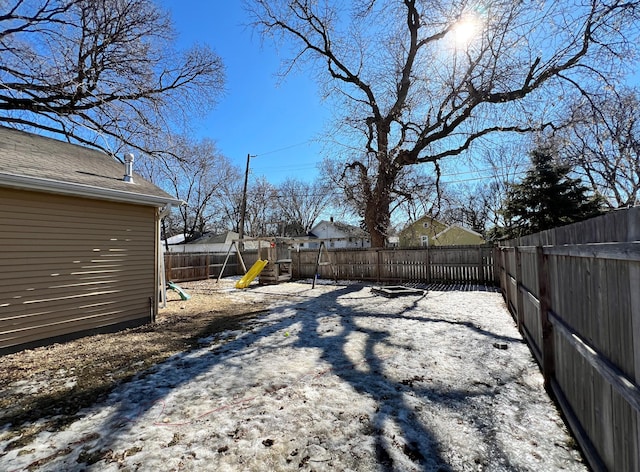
[0,126,177,205]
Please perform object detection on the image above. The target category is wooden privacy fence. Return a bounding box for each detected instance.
[294,245,495,284]
[164,252,238,282]
[496,207,640,472]
[165,245,496,285]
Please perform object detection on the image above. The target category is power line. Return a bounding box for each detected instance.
[214,168,528,201]
[251,162,319,172]
[254,140,316,157]
[249,158,528,183]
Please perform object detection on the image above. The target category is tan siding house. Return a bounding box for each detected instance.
[0,127,182,354]
[431,224,486,246]
[399,216,449,247]
[399,216,486,247]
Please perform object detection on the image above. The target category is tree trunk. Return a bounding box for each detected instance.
[365,169,394,248]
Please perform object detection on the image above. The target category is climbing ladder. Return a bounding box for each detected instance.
[312,241,337,288]
[258,241,292,284]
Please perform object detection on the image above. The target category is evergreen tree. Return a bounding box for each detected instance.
[500,148,604,238]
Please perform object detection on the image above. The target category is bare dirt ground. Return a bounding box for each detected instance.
[0,279,269,450]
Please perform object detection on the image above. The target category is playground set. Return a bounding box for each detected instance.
[218,237,335,289]
[162,236,424,304]
[160,236,336,307]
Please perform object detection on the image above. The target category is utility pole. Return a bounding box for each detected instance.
[238,153,254,252]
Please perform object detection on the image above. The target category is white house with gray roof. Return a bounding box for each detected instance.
[302,219,371,249]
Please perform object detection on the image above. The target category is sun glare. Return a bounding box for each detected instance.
[451,15,482,49]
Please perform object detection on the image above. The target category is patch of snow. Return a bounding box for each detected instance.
[0,282,586,471]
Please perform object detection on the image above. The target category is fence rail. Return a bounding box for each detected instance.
[164,245,496,286]
[496,207,640,472]
[163,252,238,282]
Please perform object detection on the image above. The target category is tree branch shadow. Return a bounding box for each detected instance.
[6,282,526,471]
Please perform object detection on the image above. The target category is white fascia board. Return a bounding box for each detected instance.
[434,224,482,239]
[433,226,450,239]
[0,172,184,207]
[448,224,483,236]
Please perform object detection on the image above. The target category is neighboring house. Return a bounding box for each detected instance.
[301,219,371,249]
[399,216,486,247]
[386,235,400,248]
[167,231,239,253]
[432,224,486,246]
[0,126,182,355]
[399,216,449,247]
[164,233,186,248]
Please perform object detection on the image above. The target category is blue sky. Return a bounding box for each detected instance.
[161,1,331,185]
[161,1,640,190]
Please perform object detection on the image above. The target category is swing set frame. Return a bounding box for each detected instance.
[217,236,337,288]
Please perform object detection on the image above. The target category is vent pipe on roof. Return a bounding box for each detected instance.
[123,153,134,183]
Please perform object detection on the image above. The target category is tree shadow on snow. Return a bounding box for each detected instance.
[51,283,523,471]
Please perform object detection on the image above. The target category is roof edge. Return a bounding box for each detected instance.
[0,172,184,207]
[434,224,484,239]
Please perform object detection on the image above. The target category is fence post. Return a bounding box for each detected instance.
[536,245,555,391]
[477,246,485,285]
[514,246,524,331]
[631,262,640,469]
[425,247,431,284]
[500,247,507,291]
[493,247,499,285]
[205,253,210,279]
[165,253,172,282]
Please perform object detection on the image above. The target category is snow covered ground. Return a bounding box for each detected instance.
[1,280,586,471]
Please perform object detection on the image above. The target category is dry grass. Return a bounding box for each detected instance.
[0,280,269,449]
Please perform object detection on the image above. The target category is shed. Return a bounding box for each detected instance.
[0,126,182,354]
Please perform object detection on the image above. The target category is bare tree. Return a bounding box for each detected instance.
[248,0,640,246]
[139,136,240,240]
[479,140,530,232]
[244,177,279,237]
[391,165,441,223]
[320,155,367,222]
[0,0,225,155]
[556,89,640,208]
[322,154,440,225]
[439,183,491,235]
[274,178,332,235]
[213,175,244,235]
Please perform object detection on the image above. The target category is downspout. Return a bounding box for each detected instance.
[157,204,173,312]
[162,219,169,252]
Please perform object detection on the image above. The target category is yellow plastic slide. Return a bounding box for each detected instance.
[235,259,269,289]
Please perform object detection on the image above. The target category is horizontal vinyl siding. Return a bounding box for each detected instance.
[0,188,156,352]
